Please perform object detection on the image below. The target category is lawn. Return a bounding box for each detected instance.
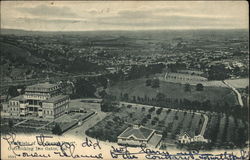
[108,78,238,106]
[224,78,249,89]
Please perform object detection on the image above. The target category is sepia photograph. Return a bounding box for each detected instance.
[0,1,249,159]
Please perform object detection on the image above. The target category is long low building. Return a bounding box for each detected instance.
[8,82,69,120]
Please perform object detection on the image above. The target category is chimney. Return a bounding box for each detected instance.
[133,124,140,129]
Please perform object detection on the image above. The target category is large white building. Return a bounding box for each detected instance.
[8,82,69,119]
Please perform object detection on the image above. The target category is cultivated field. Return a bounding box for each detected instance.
[86,104,204,143]
[204,112,248,147]
[86,103,249,148]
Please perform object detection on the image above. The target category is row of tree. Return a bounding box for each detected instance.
[119,92,248,121]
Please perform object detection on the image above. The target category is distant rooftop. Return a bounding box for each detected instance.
[26,82,59,91]
[11,95,26,101]
[44,95,69,104]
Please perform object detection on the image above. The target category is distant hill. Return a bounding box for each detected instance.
[1,28,38,35]
[0,42,43,65]
[1,28,248,38]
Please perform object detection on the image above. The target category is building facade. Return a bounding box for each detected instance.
[8,82,69,119]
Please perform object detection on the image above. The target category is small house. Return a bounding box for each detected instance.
[178,131,209,144]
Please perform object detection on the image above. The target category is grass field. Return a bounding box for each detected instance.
[224,78,249,89]
[108,78,238,106]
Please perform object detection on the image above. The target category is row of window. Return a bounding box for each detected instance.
[44,110,53,115]
[54,105,66,114]
[25,95,48,99]
[25,92,50,96]
[10,107,19,111]
[55,100,68,107]
[9,101,19,106]
[27,86,59,92]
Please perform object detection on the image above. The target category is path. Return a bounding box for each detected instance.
[13,119,28,127]
[223,80,243,107]
[62,111,109,136]
[200,114,208,136]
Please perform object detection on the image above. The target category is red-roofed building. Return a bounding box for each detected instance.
[117,125,162,148]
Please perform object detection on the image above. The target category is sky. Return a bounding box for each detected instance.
[1,1,249,31]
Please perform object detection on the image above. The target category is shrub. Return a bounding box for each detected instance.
[52,123,62,135]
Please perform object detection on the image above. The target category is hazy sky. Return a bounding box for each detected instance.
[1,1,248,31]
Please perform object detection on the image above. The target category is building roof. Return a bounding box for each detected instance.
[148,133,162,147]
[10,95,26,101]
[178,131,195,138]
[43,95,69,104]
[118,125,154,140]
[26,82,58,91]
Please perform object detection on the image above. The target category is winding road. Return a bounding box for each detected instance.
[223,80,243,107]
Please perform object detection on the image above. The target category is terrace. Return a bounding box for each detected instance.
[1,109,95,134]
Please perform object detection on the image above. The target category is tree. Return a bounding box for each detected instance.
[99,90,107,98]
[156,93,166,107]
[151,120,156,125]
[72,78,96,98]
[52,123,62,135]
[123,93,129,101]
[184,83,191,92]
[146,114,151,119]
[196,83,204,91]
[151,78,160,88]
[145,79,152,86]
[8,86,19,97]
[8,120,14,128]
[245,86,249,94]
[156,108,163,115]
[141,117,148,124]
[148,107,155,113]
[127,105,132,108]
[208,64,230,80]
[100,94,117,112]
